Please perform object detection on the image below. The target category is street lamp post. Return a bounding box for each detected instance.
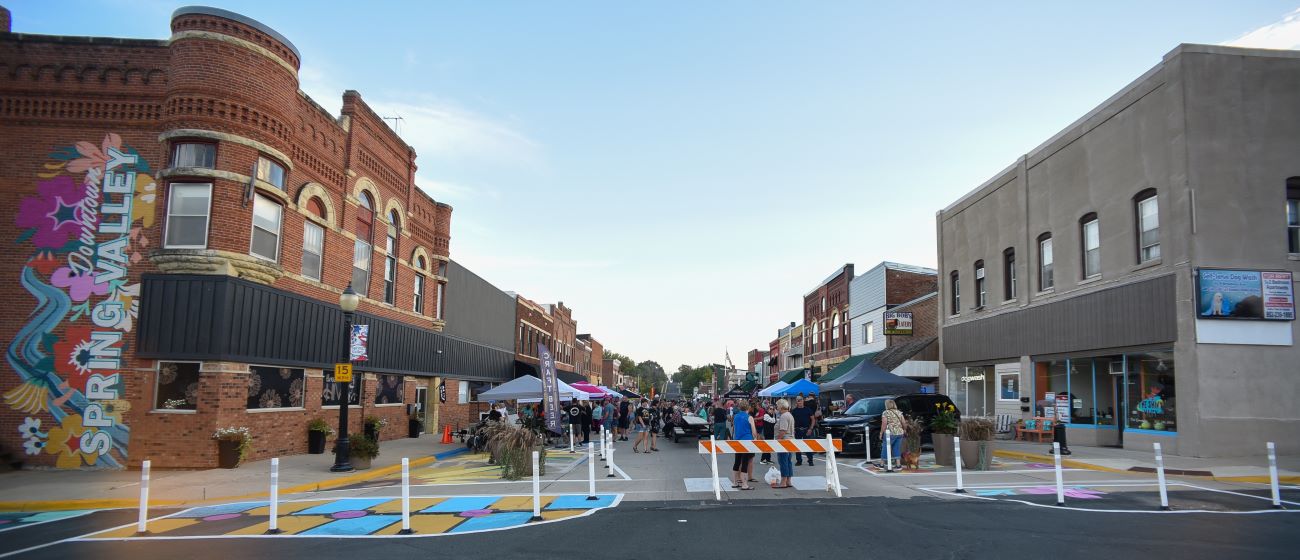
[330,283,361,473]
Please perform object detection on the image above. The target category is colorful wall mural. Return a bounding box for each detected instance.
[8,133,156,468]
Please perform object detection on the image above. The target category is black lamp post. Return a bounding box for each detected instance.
[330,283,361,473]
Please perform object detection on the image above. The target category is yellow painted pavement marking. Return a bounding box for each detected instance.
[228,515,333,535]
[373,514,463,535]
[244,500,334,516]
[490,495,556,510]
[371,498,445,513]
[87,518,199,539]
[539,510,583,521]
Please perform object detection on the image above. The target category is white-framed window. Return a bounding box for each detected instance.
[436,282,444,320]
[352,193,374,296]
[865,322,875,344]
[1039,234,1054,291]
[458,380,469,404]
[974,260,986,308]
[413,273,426,314]
[384,215,399,305]
[950,270,960,314]
[1136,192,1159,263]
[831,313,840,347]
[171,142,215,169]
[163,183,212,249]
[998,371,1020,402]
[154,361,201,411]
[302,221,324,281]
[256,156,286,190]
[250,194,282,262]
[1004,248,1016,301]
[1081,215,1100,278]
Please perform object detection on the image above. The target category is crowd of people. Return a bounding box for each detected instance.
[489,393,829,490]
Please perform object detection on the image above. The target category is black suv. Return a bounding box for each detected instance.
[819,394,960,457]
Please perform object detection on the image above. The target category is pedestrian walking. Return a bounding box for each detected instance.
[774,399,794,489]
[648,400,661,451]
[579,400,592,445]
[633,400,652,452]
[731,401,757,490]
[758,402,775,464]
[881,399,906,470]
[792,397,815,466]
[618,398,632,441]
[602,399,616,437]
[711,401,728,440]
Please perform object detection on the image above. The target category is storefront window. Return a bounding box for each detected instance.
[323,372,360,407]
[946,366,989,417]
[374,374,404,404]
[155,361,200,411]
[247,366,305,409]
[1125,351,1176,432]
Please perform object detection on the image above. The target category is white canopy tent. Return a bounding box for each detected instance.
[758,381,790,397]
[477,375,587,402]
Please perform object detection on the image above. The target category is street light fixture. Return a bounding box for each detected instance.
[330,283,360,473]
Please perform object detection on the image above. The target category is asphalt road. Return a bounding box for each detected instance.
[9,496,1298,559]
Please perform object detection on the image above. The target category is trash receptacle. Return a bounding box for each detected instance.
[1052,422,1071,455]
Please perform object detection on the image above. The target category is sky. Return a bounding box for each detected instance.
[10,1,1300,370]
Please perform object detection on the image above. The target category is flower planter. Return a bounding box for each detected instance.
[960,440,995,471]
[216,440,242,469]
[308,431,327,454]
[351,456,372,470]
[931,433,956,466]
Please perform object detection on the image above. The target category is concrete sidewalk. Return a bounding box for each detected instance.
[0,434,468,511]
[993,440,1300,483]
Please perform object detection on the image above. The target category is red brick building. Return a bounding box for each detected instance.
[513,294,554,373]
[804,264,854,376]
[0,6,521,469]
[578,334,603,385]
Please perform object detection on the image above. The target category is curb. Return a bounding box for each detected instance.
[993,449,1132,475]
[0,455,440,513]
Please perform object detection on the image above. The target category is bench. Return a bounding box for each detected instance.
[1014,417,1054,442]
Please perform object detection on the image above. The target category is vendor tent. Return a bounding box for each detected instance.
[818,358,921,397]
[571,382,612,398]
[759,381,789,397]
[617,388,643,399]
[478,375,585,401]
[721,387,751,399]
[774,379,819,396]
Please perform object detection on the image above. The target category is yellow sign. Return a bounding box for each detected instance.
[333,363,353,383]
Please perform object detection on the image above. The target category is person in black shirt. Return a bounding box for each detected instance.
[712,403,729,439]
[618,398,631,441]
[579,401,593,444]
[791,397,815,466]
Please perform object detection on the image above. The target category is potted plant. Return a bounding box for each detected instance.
[490,424,546,480]
[212,426,251,469]
[929,402,959,466]
[958,418,996,470]
[363,415,387,442]
[307,418,333,454]
[901,416,923,471]
[348,433,380,469]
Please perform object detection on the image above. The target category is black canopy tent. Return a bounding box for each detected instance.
[819,358,921,399]
[618,388,643,399]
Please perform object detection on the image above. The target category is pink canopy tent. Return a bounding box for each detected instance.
[571,382,612,398]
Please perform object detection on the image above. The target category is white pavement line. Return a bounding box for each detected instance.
[0,511,98,534]
[0,505,198,558]
[916,480,1173,490]
[918,487,1300,515]
[1178,483,1300,507]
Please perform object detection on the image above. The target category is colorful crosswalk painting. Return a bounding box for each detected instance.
[0,510,94,532]
[81,494,621,539]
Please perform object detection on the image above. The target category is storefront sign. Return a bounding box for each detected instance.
[960,373,986,382]
[1055,394,1071,423]
[538,343,562,435]
[883,311,913,335]
[350,324,369,361]
[1196,269,1295,321]
[438,381,447,403]
[333,363,353,383]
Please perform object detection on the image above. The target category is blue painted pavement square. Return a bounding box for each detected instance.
[173,502,268,518]
[421,496,499,513]
[449,511,533,533]
[299,514,401,536]
[294,498,391,515]
[547,494,615,509]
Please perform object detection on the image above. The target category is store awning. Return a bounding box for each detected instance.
[817,354,872,384]
[778,368,808,384]
[739,380,758,392]
[556,369,585,385]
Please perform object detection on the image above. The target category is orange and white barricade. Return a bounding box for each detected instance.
[698,436,842,500]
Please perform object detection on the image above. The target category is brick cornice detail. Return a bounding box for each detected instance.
[150,249,284,285]
[169,30,298,76]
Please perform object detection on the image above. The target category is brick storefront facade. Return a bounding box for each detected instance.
[0,6,477,469]
[803,264,854,375]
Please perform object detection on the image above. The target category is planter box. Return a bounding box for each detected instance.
[351,456,372,470]
[216,439,242,469]
[960,440,995,471]
[931,434,956,466]
[308,431,327,454]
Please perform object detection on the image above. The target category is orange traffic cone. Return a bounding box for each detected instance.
[441,425,453,444]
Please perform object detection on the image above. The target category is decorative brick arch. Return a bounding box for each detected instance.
[296,182,336,226]
[383,198,407,228]
[411,246,431,271]
[352,177,381,211]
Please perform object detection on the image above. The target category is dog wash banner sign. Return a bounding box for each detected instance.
[1196,268,1295,321]
[9,133,156,468]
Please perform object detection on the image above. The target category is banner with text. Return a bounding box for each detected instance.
[539,343,562,434]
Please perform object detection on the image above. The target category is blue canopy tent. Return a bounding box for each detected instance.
[774,378,819,397]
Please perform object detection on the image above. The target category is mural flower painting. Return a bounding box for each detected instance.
[23,438,46,456]
[18,417,45,439]
[65,133,121,175]
[133,177,157,228]
[51,267,111,302]
[51,326,95,393]
[43,414,96,468]
[15,176,86,249]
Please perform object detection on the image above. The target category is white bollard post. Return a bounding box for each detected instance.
[586,439,597,500]
[1154,443,1170,511]
[954,436,965,493]
[400,457,413,534]
[1053,441,1066,507]
[569,430,575,453]
[825,434,841,498]
[607,444,616,478]
[136,459,151,534]
[267,457,281,534]
[1268,442,1282,509]
[709,436,721,501]
[600,426,607,460]
[883,429,893,473]
[531,451,543,521]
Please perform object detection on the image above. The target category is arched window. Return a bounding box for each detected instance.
[352,192,374,295]
[413,255,427,314]
[1134,189,1159,263]
[831,313,840,348]
[812,321,820,353]
[306,196,326,219]
[1038,232,1054,291]
[383,210,400,305]
[1080,212,1100,278]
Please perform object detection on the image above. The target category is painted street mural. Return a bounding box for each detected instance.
[8,133,156,468]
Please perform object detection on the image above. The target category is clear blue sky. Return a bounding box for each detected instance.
[11,1,1300,370]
